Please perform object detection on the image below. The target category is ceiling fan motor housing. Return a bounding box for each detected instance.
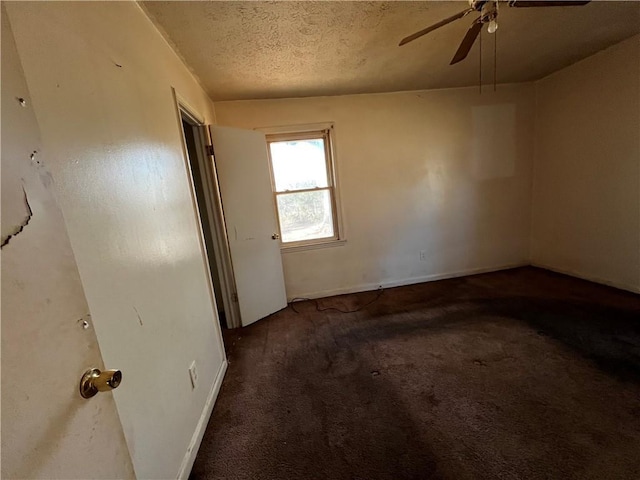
[482,3,499,24]
[469,0,498,24]
[469,0,490,12]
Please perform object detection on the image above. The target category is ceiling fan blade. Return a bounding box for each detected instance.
[450,19,483,65]
[399,8,474,46]
[509,1,590,7]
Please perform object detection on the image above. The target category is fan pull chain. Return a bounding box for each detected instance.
[479,26,482,94]
[494,27,497,92]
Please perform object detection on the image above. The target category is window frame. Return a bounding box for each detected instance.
[265,124,344,251]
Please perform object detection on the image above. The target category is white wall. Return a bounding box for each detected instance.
[532,35,640,293]
[216,85,536,299]
[5,2,226,478]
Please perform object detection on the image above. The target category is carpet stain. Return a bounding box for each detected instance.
[191,267,640,480]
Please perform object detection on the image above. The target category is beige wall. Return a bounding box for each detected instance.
[532,35,640,293]
[216,85,535,299]
[5,2,226,478]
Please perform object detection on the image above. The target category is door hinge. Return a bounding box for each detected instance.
[232,292,238,302]
[205,145,215,156]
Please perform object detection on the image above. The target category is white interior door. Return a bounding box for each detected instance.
[210,126,288,326]
[1,10,133,478]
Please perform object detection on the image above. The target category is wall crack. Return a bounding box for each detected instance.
[1,188,33,249]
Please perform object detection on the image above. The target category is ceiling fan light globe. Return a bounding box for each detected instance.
[487,19,498,33]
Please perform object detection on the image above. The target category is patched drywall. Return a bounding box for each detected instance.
[5,2,226,478]
[1,8,134,478]
[532,35,640,293]
[215,84,535,299]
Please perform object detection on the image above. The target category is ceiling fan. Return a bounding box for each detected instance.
[399,0,591,66]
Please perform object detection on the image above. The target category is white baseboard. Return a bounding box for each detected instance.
[288,262,530,301]
[530,262,640,294]
[177,359,228,480]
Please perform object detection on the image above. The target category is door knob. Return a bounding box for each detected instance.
[79,368,122,399]
[271,233,280,240]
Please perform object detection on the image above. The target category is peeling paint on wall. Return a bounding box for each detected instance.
[1,188,33,248]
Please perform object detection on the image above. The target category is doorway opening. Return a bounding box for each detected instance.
[182,117,225,327]
[178,105,241,330]
[176,99,289,330]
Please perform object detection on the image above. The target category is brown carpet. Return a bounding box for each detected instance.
[191,267,640,480]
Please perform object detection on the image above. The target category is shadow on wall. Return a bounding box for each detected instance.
[376,102,526,281]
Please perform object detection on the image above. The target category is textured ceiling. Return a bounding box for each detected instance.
[141,1,640,101]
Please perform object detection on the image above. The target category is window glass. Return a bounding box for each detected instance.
[276,190,334,243]
[269,138,328,192]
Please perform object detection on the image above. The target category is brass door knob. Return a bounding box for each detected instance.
[79,368,122,399]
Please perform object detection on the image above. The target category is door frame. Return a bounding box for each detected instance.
[173,89,241,329]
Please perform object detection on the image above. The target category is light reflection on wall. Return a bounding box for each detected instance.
[69,139,202,268]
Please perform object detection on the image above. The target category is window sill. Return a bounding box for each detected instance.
[281,239,346,254]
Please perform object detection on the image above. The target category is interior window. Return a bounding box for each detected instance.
[266,129,341,246]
